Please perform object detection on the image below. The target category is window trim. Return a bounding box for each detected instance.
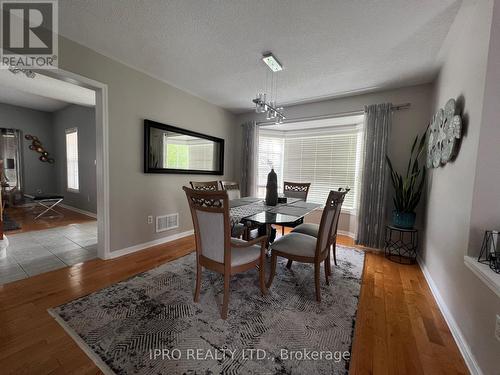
[65,127,79,193]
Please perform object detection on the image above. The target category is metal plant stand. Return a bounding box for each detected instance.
[384,225,418,264]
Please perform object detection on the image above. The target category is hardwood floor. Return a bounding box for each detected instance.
[0,233,468,374]
[4,206,95,234]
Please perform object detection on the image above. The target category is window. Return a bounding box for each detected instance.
[257,135,284,197]
[257,116,364,211]
[66,128,79,192]
[162,134,217,171]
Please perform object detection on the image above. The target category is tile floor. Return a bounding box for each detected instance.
[0,221,97,285]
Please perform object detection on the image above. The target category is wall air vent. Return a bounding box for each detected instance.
[156,213,179,232]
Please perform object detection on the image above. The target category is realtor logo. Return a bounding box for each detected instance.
[1,0,58,68]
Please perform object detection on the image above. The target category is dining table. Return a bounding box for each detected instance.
[229,196,321,248]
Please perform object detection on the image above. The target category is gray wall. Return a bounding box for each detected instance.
[58,37,239,252]
[0,102,56,194]
[236,84,433,236]
[422,0,500,374]
[0,102,97,213]
[468,0,500,256]
[53,105,97,213]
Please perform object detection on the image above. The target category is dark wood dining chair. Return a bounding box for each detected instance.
[183,186,267,319]
[190,180,220,191]
[290,188,349,271]
[220,181,241,200]
[266,190,343,302]
[280,181,311,235]
[220,181,246,238]
[283,181,311,200]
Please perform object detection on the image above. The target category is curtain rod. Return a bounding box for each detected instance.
[256,102,411,126]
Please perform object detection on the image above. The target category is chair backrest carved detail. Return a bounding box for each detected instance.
[190,181,220,191]
[283,181,311,201]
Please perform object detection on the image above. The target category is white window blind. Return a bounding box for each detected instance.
[188,143,215,170]
[257,135,284,197]
[258,118,363,211]
[283,131,362,210]
[66,128,79,192]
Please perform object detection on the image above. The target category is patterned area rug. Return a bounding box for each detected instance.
[49,245,365,375]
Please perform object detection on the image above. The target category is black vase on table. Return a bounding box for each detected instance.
[265,168,278,206]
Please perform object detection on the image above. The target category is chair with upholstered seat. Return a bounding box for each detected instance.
[290,188,349,271]
[219,181,241,200]
[280,181,311,235]
[183,186,267,319]
[190,180,220,191]
[266,190,343,302]
[219,181,247,238]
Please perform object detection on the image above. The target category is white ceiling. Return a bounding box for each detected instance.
[0,68,96,112]
[0,86,68,112]
[58,0,462,113]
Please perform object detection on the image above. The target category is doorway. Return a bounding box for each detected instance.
[0,67,109,284]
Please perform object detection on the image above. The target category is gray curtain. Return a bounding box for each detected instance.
[356,103,392,248]
[240,121,259,197]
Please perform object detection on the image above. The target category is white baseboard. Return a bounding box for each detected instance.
[59,204,97,219]
[417,257,483,375]
[107,230,194,259]
[338,230,356,238]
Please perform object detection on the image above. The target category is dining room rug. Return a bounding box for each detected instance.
[49,245,365,375]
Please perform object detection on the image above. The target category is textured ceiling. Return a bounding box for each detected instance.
[0,69,96,112]
[58,0,462,113]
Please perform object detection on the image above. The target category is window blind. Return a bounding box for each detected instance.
[283,131,362,210]
[188,143,215,170]
[257,135,284,197]
[258,119,363,211]
[65,128,79,191]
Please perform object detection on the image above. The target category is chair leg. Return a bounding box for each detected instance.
[194,262,202,302]
[282,226,285,236]
[221,273,230,320]
[332,243,337,267]
[286,259,293,269]
[314,262,321,302]
[324,259,330,285]
[259,256,267,296]
[266,254,277,288]
[326,247,332,276]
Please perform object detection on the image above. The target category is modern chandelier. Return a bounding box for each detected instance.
[252,53,286,124]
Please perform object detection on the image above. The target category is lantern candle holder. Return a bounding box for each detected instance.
[477,230,500,274]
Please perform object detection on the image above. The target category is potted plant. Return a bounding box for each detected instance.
[386,130,427,229]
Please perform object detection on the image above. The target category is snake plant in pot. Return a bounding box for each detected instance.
[386,130,427,229]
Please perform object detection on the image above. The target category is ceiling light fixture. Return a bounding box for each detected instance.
[262,53,283,72]
[253,52,285,124]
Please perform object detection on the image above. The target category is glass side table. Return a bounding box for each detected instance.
[384,225,418,264]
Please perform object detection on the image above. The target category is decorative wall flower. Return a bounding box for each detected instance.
[426,98,462,168]
[24,134,55,163]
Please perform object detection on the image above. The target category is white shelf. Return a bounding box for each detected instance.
[464,256,500,298]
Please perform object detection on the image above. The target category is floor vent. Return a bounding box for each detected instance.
[156,213,179,232]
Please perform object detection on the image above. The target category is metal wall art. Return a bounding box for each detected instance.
[25,134,55,163]
[427,98,462,168]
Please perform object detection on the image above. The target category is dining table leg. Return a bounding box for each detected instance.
[259,223,276,256]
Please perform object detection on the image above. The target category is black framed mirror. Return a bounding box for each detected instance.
[144,119,224,175]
